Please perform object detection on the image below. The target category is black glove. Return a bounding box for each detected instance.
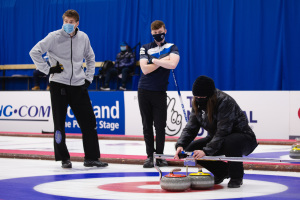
[49,62,64,74]
[178,152,188,159]
[82,79,90,90]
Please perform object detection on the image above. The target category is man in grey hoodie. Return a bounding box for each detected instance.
[29,9,108,169]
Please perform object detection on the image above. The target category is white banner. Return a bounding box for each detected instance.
[124,92,142,135]
[289,92,300,138]
[0,91,53,132]
[0,91,294,139]
[226,91,289,139]
[124,91,290,139]
[124,91,196,137]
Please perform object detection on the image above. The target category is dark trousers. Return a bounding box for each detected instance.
[105,67,132,87]
[138,88,167,158]
[50,81,100,161]
[33,70,49,86]
[185,133,255,179]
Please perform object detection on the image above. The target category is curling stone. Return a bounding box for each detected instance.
[160,168,191,192]
[189,168,214,190]
[289,139,300,159]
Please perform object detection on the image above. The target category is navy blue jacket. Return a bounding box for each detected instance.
[139,41,179,91]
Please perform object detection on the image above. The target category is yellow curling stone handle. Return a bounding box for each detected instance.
[292,146,300,151]
[189,172,211,176]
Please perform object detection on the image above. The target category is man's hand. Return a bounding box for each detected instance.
[152,54,179,70]
[149,56,169,64]
[49,62,64,74]
[147,57,154,64]
[193,150,206,159]
[82,79,90,90]
[174,146,184,159]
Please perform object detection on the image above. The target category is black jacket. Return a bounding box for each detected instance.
[176,89,258,156]
[115,50,135,69]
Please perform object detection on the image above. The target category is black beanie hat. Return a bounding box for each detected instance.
[192,75,216,97]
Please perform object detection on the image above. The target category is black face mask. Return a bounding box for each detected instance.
[195,98,208,111]
[153,33,165,42]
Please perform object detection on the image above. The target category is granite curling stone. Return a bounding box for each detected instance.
[160,168,191,192]
[189,169,214,190]
[289,143,300,159]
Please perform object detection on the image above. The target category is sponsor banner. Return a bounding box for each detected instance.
[289,92,300,138]
[124,92,142,135]
[65,92,125,135]
[0,91,293,139]
[124,91,290,139]
[0,91,53,132]
[226,91,289,139]
[0,91,125,134]
[124,91,207,137]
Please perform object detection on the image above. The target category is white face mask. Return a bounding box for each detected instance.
[63,23,75,34]
[120,46,127,51]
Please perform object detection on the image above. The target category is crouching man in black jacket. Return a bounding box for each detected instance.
[174,75,258,188]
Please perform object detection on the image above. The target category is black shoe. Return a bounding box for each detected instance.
[228,178,243,188]
[84,159,108,167]
[61,160,72,168]
[157,159,168,167]
[143,157,154,168]
[214,173,229,184]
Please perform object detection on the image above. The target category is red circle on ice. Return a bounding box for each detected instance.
[98,181,223,193]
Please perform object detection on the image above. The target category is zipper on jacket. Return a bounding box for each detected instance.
[159,45,161,56]
[70,37,74,85]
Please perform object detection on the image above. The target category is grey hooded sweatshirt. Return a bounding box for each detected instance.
[29,28,95,86]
